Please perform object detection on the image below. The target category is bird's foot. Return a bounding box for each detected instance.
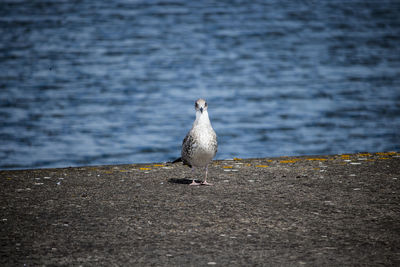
[189,180,201,186]
[201,181,213,186]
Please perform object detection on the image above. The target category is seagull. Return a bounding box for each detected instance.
[179,98,218,186]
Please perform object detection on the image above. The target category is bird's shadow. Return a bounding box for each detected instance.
[168,178,201,185]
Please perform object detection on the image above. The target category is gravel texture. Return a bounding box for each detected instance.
[1,152,400,266]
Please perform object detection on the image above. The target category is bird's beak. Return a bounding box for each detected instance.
[200,107,203,113]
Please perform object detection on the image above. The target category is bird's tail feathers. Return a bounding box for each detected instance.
[170,157,192,167]
[171,157,182,163]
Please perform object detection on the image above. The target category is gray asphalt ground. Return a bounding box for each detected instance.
[1,152,399,266]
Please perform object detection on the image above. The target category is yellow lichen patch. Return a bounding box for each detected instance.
[280,159,299,164]
[376,152,396,156]
[223,166,233,169]
[153,164,165,167]
[119,170,129,172]
[266,160,273,162]
[140,168,151,171]
[358,153,372,157]
[256,165,269,168]
[341,155,350,159]
[307,158,327,161]
[245,163,252,167]
[104,171,113,174]
[233,157,242,161]
[379,157,389,160]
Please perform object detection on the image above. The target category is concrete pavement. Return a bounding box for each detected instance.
[1,152,399,266]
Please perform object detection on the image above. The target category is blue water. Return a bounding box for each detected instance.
[1,0,400,170]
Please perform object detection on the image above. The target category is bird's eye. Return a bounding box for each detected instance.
[205,102,208,107]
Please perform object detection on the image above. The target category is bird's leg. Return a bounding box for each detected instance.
[201,166,213,186]
[189,167,200,186]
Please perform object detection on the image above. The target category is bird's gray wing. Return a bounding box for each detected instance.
[181,132,195,167]
[212,133,218,155]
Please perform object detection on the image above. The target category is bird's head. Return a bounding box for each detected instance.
[195,98,208,114]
